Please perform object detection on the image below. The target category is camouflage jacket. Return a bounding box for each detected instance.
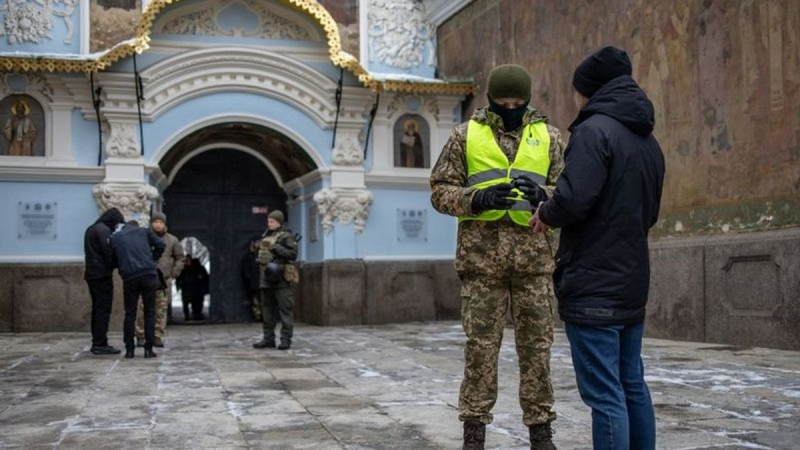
[258,228,298,289]
[430,106,566,278]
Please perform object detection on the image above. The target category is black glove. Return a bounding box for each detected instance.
[513,175,548,207]
[471,183,515,214]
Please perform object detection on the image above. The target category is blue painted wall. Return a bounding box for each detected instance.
[0,2,82,54]
[0,182,97,259]
[72,109,101,167]
[362,186,456,259]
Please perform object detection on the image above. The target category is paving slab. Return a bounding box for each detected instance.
[0,322,798,449]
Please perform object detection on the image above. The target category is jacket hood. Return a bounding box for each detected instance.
[570,75,655,136]
[97,208,124,229]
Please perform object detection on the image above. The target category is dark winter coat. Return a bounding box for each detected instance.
[241,249,260,295]
[177,259,209,301]
[83,209,124,280]
[110,223,166,282]
[538,75,665,326]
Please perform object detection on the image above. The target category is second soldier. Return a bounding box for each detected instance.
[252,210,299,351]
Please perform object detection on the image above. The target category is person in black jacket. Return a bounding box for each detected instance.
[84,208,125,355]
[530,47,665,450]
[176,257,210,321]
[241,238,262,322]
[110,220,165,359]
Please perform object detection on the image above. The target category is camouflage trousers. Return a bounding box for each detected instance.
[136,284,170,340]
[459,273,556,426]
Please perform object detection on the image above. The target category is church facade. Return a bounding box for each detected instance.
[0,0,475,331]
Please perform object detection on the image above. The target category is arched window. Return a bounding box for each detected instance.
[394,114,430,168]
[0,94,45,157]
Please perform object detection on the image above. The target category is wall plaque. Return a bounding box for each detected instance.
[18,201,57,240]
[397,208,427,243]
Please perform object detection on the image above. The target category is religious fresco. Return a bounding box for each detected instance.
[90,0,142,53]
[394,114,429,168]
[317,0,359,57]
[0,94,45,157]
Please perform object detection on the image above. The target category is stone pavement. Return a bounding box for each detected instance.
[0,322,798,449]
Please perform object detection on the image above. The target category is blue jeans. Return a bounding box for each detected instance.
[565,322,655,450]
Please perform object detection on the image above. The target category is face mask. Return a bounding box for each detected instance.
[488,96,529,131]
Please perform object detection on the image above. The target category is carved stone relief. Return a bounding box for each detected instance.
[368,0,434,69]
[155,0,318,41]
[92,182,159,224]
[314,188,373,234]
[386,93,439,122]
[0,0,79,46]
[105,122,139,159]
[332,132,363,166]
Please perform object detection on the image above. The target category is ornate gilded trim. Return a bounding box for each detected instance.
[0,0,475,95]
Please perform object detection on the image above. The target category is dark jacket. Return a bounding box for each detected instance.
[177,259,209,300]
[241,250,260,295]
[539,75,665,326]
[110,224,166,282]
[83,209,124,280]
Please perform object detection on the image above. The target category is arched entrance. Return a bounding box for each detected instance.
[160,122,317,323]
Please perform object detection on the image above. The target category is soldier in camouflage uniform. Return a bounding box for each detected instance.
[430,65,565,450]
[135,212,184,348]
[252,210,298,351]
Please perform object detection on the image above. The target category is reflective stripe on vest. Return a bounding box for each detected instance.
[460,120,551,227]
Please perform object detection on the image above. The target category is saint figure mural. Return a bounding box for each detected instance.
[398,118,426,168]
[3,100,37,157]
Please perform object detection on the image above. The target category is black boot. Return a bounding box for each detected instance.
[529,423,557,450]
[463,421,485,450]
[144,348,158,359]
[278,341,291,351]
[91,345,122,355]
[252,339,276,349]
[124,349,135,359]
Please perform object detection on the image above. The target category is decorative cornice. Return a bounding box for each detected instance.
[424,0,474,27]
[284,168,330,193]
[365,172,431,189]
[0,164,104,183]
[0,0,475,96]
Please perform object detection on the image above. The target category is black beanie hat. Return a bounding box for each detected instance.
[572,46,632,98]
[488,64,532,101]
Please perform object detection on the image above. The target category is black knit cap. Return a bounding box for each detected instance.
[487,64,532,101]
[572,46,632,98]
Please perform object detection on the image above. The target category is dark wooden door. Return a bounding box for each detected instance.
[164,149,286,322]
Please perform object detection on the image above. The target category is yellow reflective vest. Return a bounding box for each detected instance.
[460,120,551,227]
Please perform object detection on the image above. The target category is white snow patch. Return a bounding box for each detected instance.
[358,369,382,378]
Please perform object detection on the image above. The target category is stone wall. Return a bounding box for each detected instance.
[435,0,800,350]
[295,260,461,326]
[1,253,797,350]
[647,229,800,351]
[438,0,800,237]
[0,264,126,333]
